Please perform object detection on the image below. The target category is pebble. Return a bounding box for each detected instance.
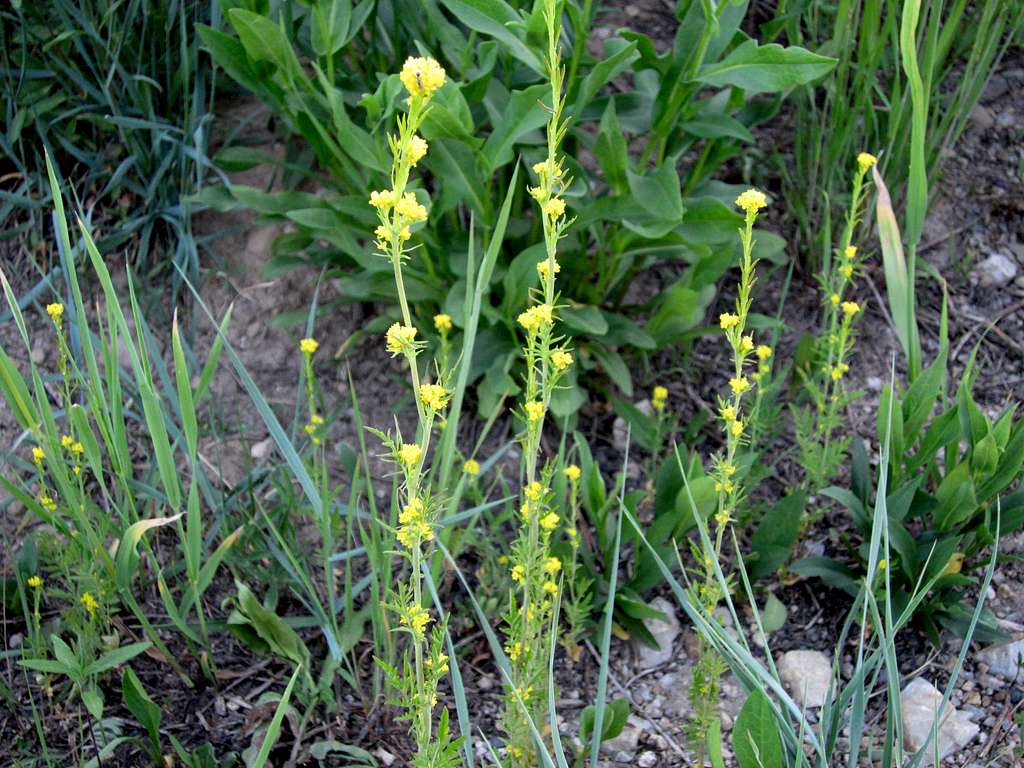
[901,678,980,763]
[637,751,658,767]
[778,649,833,708]
[250,437,273,460]
[975,251,1018,287]
[975,638,1024,679]
[634,596,681,669]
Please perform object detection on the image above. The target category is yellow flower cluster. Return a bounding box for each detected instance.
[857,152,877,172]
[652,385,668,412]
[564,464,581,481]
[402,604,432,639]
[400,56,446,98]
[551,349,572,370]
[32,446,45,466]
[408,135,428,166]
[300,337,319,355]
[80,592,99,618]
[735,188,768,215]
[386,323,418,356]
[433,313,452,333]
[524,401,545,422]
[536,259,561,281]
[27,575,43,589]
[419,383,449,411]
[399,443,422,466]
[37,493,57,513]
[397,499,434,548]
[46,303,64,321]
[719,312,739,330]
[540,511,559,531]
[517,304,553,333]
[463,458,480,476]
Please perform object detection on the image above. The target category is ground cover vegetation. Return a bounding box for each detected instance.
[1,1,1023,767]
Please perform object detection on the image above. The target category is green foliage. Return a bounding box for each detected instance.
[197,0,834,413]
[0,0,218,282]
[797,353,1024,641]
[777,0,1022,269]
[732,690,783,768]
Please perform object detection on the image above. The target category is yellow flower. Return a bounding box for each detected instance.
[551,349,573,370]
[740,335,754,354]
[543,198,566,218]
[857,152,877,172]
[532,161,548,175]
[720,405,737,422]
[652,385,668,411]
[463,458,480,477]
[844,245,857,259]
[540,512,559,531]
[543,580,558,595]
[300,337,319,355]
[399,443,422,466]
[756,345,773,361]
[369,189,396,209]
[735,188,768,215]
[385,322,417,355]
[506,642,524,661]
[723,463,737,476]
[80,592,99,617]
[730,420,744,438]
[525,401,545,422]
[511,564,526,584]
[61,435,73,449]
[841,301,860,317]
[433,313,452,333]
[408,134,429,166]
[396,192,428,223]
[46,303,65,320]
[399,56,446,98]
[544,557,561,575]
[839,264,854,279]
[537,258,561,281]
[419,383,449,411]
[564,464,581,481]
[878,559,887,570]
[402,605,432,638]
[32,446,45,465]
[28,575,43,589]
[719,312,740,330]
[71,442,84,455]
[525,481,546,501]
[37,493,57,513]
[829,293,840,306]
[729,376,750,395]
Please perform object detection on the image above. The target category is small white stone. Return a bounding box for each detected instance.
[637,751,658,767]
[777,649,833,708]
[975,638,1024,679]
[976,252,1018,287]
[634,597,681,669]
[901,677,979,763]
[250,437,273,460]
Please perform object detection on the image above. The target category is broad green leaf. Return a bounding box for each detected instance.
[228,10,301,77]
[733,689,783,768]
[482,84,549,171]
[122,667,161,750]
[561,305,609,336]
[86,642,152,676]
[310,0,351,57]
[761,592,787,633]
[116,514,183,592]
[747,491,806,581]
[874,166,920,376]
[697,40,836,93]
[437,0,543,74]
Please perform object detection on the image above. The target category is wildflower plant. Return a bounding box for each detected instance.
[368,55,461,767]
[497,1,577,762]
[794,152,875,491]
[685,188,769,759]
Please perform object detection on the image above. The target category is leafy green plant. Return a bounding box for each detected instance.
[776,0,1022,269]
[0,0,219,284]
[196,0,834,413]
[794,347,1024,641]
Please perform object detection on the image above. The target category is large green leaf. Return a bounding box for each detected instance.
[733,689,783,768]
[437,0,543,74]
[697,40,836,93]
[482,84,549,171]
